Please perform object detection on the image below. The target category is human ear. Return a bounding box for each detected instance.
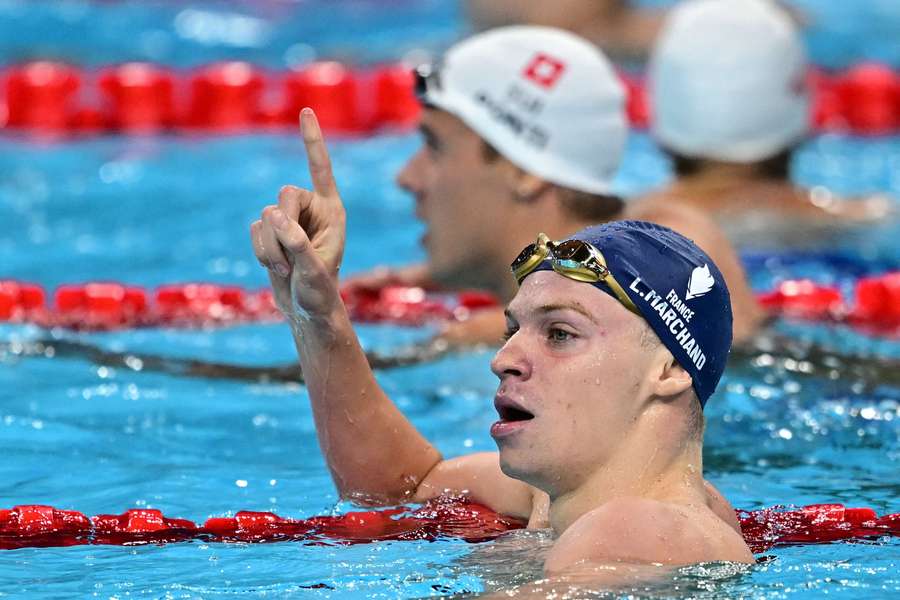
[509,169,548,203]
[652,353,693,398]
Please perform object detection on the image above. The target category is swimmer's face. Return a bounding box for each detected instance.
[396,108,521,289]
[490,271,660,497]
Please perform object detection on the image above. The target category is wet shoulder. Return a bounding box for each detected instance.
[544,496,753,574]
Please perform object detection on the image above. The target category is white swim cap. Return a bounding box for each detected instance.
[649,0,809,163]
[416,26,627,194]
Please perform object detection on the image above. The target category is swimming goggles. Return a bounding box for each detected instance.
[413,63,442,106]
[511,232,641,316]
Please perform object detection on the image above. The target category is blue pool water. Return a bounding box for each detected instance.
[1,1,899,598]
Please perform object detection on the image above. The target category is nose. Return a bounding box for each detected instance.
[490,333,532,381]
[395,146,427,199]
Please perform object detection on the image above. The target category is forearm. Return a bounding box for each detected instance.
[251,109,445,505]
[289,302,443,504]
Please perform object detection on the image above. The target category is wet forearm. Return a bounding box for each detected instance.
[289,306,442,503]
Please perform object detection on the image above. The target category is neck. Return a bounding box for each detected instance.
[547,406,705,534]
[664,163,796,209]
[680,162,770,186]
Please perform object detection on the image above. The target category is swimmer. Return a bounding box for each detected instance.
[346,26,765,345]
[637,0,892,245]
[250,109,754,591]
[464,0,665,62]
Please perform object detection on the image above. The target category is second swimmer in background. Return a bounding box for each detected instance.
[348,25,764,346]
[637,0,892,246]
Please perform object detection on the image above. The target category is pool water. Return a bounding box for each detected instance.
[1,1,899,598]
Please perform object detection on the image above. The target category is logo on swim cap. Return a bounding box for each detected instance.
[522,53,567,89]
[685,264,715,300]
[415,26,626,194]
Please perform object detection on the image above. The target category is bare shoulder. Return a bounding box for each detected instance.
[415,452,537,521]
[544,497,754,575]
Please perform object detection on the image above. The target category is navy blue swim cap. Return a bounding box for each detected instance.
[527,220,732,407]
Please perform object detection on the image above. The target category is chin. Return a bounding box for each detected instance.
[499,444,575,496]
[497,449,541,487]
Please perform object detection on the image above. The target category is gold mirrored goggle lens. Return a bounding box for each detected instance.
[511,233,550,283]
[511,234,641,317]
[549,240,610,283]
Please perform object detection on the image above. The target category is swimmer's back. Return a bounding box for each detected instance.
[638,181,892,247]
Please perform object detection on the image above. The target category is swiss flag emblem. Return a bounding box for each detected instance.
[523,53,567,89]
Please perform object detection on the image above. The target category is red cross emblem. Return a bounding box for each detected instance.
[523,53,566,89]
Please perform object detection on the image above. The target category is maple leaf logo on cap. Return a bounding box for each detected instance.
[523,53,567,89]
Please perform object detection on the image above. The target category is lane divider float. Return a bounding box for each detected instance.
[3,274,899,335]
[1,497,897,552]
[0,497,520,551]
[0,280,498,330]
[756,272,900,336]
[1,61,899,136]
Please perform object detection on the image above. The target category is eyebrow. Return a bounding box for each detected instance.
[505,302,599,325]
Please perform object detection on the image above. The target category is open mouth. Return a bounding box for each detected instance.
[496,404,534,423]
[491,396,534,439]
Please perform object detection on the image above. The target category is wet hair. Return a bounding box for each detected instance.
[481,140,624,221]
[668,148,794,180]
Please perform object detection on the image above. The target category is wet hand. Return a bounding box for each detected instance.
[251,108,347,322]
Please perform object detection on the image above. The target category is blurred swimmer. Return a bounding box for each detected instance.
[464,0,665,61]
[638,0,891,244]
[348,26,764,345]
[250,109,754,590]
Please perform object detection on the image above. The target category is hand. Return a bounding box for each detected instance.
[251,108,347,323]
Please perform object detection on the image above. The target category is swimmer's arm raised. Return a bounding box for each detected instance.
[251,111,537,517]
[252,109,444,504]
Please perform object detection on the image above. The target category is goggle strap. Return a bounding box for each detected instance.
[603,276,641,317]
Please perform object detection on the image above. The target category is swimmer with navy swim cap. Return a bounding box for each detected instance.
[344,24,764,345]
[636,0,892,243]
[252,110,753,593]
[517,220,732,406]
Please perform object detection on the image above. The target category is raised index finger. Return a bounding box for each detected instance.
[299,107,337,198]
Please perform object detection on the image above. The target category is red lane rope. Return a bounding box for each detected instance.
[0,497,896,552]
[2,274,899,335]
[0,497,523,551]
[1,61,899,137]
[738,503,900,554]
[0,280,499,330]
[756,272,900,336]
